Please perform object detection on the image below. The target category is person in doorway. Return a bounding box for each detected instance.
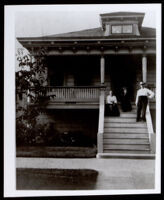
[105,90,120,116]
[120,87,132,112]
[135,82,154,122]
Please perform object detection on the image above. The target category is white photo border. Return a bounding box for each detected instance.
[4,4,161,197]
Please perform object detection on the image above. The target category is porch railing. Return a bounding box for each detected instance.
[44,86,102,102]
[147,84,156,100]
[146,103,155,153]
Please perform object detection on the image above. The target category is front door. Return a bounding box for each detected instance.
[109,56,137,102]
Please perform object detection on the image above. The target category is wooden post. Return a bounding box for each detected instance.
[142,55,147,83]
[100,56,105,84]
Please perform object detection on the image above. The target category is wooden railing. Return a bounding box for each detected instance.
[97,88,105,154]
[147,84,156,100]
[146,104,154,135]
[18,86,104,104]
[45,86,101,102]
[146,103,155,153]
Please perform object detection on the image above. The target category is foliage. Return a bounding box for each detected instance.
[16,47,48,102]
[16,47,52,146]
[16,48,94,147]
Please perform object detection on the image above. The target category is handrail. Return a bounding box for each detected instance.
[29,85,105,89]
[146,103,156,153]
[24,86,107,103]
[146,103,154,139]
[97,88,105,154]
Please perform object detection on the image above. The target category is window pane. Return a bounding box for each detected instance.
[112,25,122,33]
[123,25,133,33]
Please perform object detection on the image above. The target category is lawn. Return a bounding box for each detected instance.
[17,146,97,158]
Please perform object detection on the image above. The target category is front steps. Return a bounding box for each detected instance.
[97,153,155,159]
[98,110,155,159]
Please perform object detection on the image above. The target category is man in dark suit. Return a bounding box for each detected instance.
[135,82,154,122]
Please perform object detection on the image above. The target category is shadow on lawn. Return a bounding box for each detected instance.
[17,168,98,190]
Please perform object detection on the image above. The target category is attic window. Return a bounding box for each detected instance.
[112,25,122,34]
[122,25,133,33]
[112,25,133,34]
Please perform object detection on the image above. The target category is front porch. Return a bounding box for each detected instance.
[26,54,156,109]
[16,53,156,158]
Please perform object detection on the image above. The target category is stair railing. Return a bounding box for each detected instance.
[146,103,155,153]
[97,87,105,154]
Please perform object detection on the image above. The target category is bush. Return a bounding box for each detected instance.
[16,112,50,146]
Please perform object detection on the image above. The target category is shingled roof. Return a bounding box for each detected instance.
[17,11,156,42]
[38,26,155,39]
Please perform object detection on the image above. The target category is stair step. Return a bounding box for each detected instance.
[104,118,137,123]
[97,153,155,159]
[103,144,150,150]
[103,149,151,154]
[120,111,136,114]
[120,113,136,117]
[104,123,146,128]
[104,128,147,133]
[103,133,148,139]
[103,108,151,156]
[103,138,149,144]
[105,115,136,119]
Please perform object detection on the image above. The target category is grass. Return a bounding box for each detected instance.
[16,146,97,158]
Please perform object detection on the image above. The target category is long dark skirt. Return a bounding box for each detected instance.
[105,104,120,116]
[120,95,132,112]
[121,99,132,112]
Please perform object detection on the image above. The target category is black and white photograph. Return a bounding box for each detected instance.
[4,4,161,197]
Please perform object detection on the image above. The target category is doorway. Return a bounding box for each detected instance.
[106,55,137,102]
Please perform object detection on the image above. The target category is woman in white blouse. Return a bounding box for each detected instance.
[105,90,120,116]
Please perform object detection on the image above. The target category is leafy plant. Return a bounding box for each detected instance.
[16,47,53,146]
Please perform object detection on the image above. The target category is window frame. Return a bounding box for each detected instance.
[111,25,122,34]
[111,24,133,34]
[122,25,133,34]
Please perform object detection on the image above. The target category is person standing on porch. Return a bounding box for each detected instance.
[135,82,154,122]
[120,87,132,112]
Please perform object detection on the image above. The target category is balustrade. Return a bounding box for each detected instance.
[147,84,156,100]
[42,86,102,102]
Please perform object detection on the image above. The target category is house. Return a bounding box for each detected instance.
[17,12,156,158]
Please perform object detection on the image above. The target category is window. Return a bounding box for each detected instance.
[122,25,133,33]
[111,25,133,34]
[112,25,122,34]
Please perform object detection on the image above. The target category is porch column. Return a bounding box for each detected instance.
[100,55,105,84]
[142,55,147,83]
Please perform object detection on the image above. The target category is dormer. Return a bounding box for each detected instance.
[100,12,145,36]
